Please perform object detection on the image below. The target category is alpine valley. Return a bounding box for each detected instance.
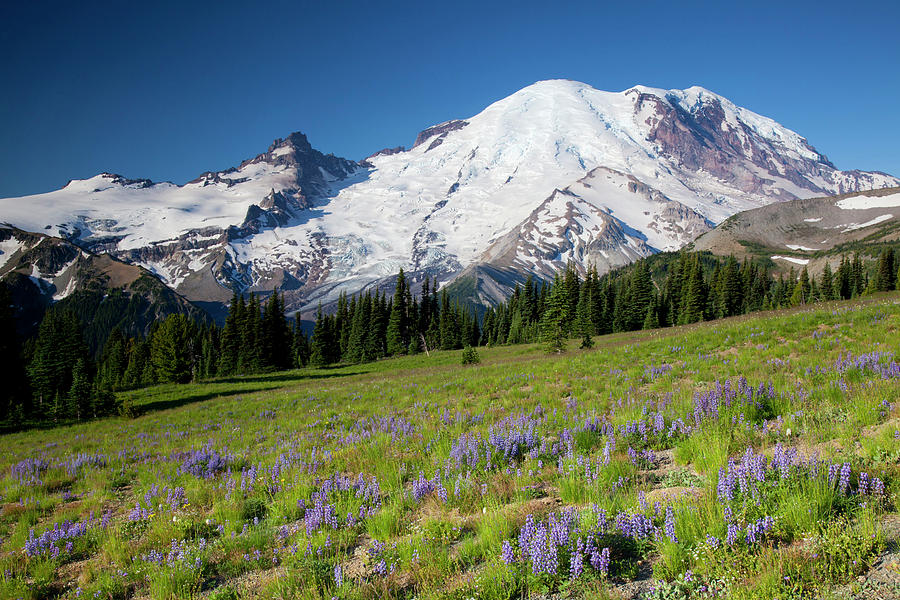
[2,80,898,320]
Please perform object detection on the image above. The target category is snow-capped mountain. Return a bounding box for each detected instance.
[1,80,897,315]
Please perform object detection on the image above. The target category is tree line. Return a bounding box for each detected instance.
[2,247,897,426]
[486,248,899,352]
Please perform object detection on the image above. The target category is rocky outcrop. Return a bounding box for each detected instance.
[413,120,469,150]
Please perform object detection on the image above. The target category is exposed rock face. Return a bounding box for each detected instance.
[1,80,897,319]
[469,167,713,304]
[413,120,469,150]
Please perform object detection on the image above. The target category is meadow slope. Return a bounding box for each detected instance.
[2,294,900,599]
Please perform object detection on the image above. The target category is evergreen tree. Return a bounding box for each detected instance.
[218,292,241,376]
[309,306,333,367]
[386,269,410,355]
[97,328,127,391]
[643,298,660,330]
[123,337,153,388]
[540,275,568,353]
[293,322,310,368]
[261,290,292,370]
[717,255,742,318]
[679,256,707,324]
[67,357,92,420]
[28,309,88,416]
[628,261,653,329]
[150,314,198,384]
[876,247,896,292]
[576,283,593,349]
[821,262,835,301]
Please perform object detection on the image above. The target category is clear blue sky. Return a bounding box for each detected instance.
[1,0,898,197]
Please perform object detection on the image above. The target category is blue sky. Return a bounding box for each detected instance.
[1,0,898,197]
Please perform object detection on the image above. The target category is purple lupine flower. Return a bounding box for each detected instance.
[726,523,739,546]
[501,540,515,564]
[596,547,610,575]
[858,472,870,495]
[570,539,584,579]
[838,463,851,495]
[664,505,678,543]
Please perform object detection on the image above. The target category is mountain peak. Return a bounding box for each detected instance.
[268,132,313,157]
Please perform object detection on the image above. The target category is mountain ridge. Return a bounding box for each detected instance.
[1,79,897,318]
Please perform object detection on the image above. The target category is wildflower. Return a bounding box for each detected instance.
[664,505,678,543]
[501,540,515,564]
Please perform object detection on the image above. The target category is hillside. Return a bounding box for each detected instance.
[691,187,900,274]
[0,225,207,348]
[1,294,899,599]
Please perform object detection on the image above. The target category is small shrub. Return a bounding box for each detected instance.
[461,346,481,365]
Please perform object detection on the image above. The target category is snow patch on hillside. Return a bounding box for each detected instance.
[835,192,900,210]
[843,214,893,232]
[772,256,810,265]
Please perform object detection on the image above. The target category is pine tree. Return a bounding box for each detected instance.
[540,275,568,353]
[150,314,198,384]
[679,256,707,325]
[293,322,310,368]
[821,262,835,301]
[218,292,241,376]
[261,290,292,370]
[718,255,742,318]
[576,283,593,349]
[309,306,333,367]
[643,298,660,330]
[28,309,88,417]
[67,357,92,420]
[386,269,410,356]
[876,248,896,292]
[629,261,653,329]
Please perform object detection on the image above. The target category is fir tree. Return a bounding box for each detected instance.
[821,262,835,301]
[540,275,568,353]
[28,309,88,416]
[150,314,198,384]
[679,256,707,324]
[218,292,241,376]
[386,269,410,356]
[293,322,310,368]
[876,248,896,292]
[576,283,593,349]
[67,357,92,420]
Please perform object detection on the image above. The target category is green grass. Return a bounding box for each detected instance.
[1,293,899,599]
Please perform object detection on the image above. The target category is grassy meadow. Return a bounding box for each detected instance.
[2,294,900,599]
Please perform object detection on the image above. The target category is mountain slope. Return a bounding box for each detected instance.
[1,80,896,316]
[690,187,900,273]
[0,225,206,348]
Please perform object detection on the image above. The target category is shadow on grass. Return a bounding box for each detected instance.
[130,370,365,416]
[208,369,366,386]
